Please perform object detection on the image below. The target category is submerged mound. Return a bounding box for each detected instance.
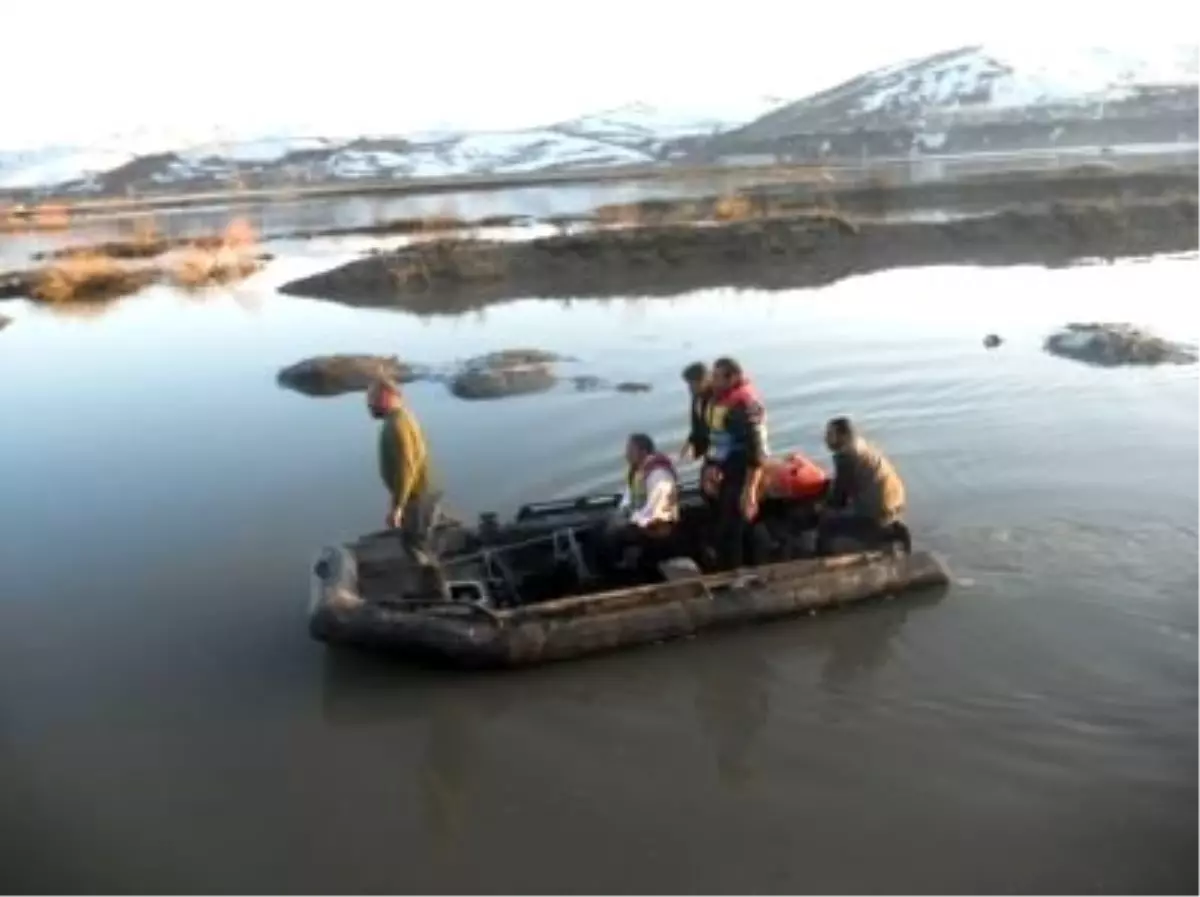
[0,270,23,299]
[1044,323,1198,367]
[446,350,573,401]
[278,198,1199,314]
[276,354,419,397]
[275,348,652,401]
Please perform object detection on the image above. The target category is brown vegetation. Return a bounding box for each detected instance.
[32,216,250,263]
[30,254,157,304]
[1,202,71,234]
[10,216,266,306]
[163,218,264,288]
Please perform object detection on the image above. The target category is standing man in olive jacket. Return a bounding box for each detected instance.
[367,378,442,552]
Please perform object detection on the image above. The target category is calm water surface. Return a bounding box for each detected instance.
[0,246,1196,894]
[0,180,711,267]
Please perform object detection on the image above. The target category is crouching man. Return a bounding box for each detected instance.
[817,416,912,555]
[601,433,681,580]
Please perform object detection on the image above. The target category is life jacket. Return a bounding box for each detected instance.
[841,438,906,524]
[626,452,679,516]
[762,452,830,501]
[704,379,769,463]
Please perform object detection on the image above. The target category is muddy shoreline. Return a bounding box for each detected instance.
[278,195,1199,314]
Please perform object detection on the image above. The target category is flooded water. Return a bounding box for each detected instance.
[0,239,1197,893]
[0,180,713,267]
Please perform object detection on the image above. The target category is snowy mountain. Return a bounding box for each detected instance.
[2,43,1195,198]
[0,98,785,197]
[708,44,1199,157]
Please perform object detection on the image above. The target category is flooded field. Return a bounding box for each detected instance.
[0,218,1196,892]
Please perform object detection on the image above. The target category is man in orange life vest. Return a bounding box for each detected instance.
[701,357,769,571]
[601,433,681,578]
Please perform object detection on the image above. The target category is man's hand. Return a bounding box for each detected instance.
[678,441,695,462]
[387,504,404,529]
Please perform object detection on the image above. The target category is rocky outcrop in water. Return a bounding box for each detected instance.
[0,313,11,331]
[571,376,653,393]
[276,354,419,397]
[983,334,1003,349]
[448,350,571,400]
[1044,323,1198,367]
[275,348,653,401]
[0,270,26,300]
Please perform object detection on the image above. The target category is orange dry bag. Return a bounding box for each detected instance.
[763,452,829,501]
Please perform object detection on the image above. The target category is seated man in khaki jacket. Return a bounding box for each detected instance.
[816,416,911,555]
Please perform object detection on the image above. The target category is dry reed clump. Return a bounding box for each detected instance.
[387,240,507,291]
[711,193,758,222]
[594,202,646,227]
[47,216,172,261]
[163,218,264,288]
[30,254,155,304]
[1,202,71,234]
[415,215,466,233]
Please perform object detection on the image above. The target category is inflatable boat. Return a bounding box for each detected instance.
[308,467,951,668]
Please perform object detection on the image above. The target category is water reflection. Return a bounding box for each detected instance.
[317,652,501,852]
[818,588,948,695]
[692,650,773,789]
[685,587,948,789]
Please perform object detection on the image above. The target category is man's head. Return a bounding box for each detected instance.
[711,356,744,393]
[366,377,402,419]
[825,416,857,453]
[626,432,656,468]
[681,361,710,397]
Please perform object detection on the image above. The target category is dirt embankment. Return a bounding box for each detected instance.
[278,195,1200,315]
[577,166,1197,226]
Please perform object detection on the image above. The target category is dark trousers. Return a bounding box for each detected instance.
[712,466,758,571]
[815,514,911,556]
[401,491,443,555]
[599,521,676,580]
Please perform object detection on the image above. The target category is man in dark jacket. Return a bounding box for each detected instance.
[704,357,769,571]
[678,361,714,462]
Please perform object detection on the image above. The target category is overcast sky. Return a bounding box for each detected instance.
[3,0,1195,144]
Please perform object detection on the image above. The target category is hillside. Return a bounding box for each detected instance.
[703,44,1198,160]
[0,99,785,199]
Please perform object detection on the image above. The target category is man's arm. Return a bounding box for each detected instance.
[390,413,424,511]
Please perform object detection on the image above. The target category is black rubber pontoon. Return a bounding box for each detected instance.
[307,487,950,667]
